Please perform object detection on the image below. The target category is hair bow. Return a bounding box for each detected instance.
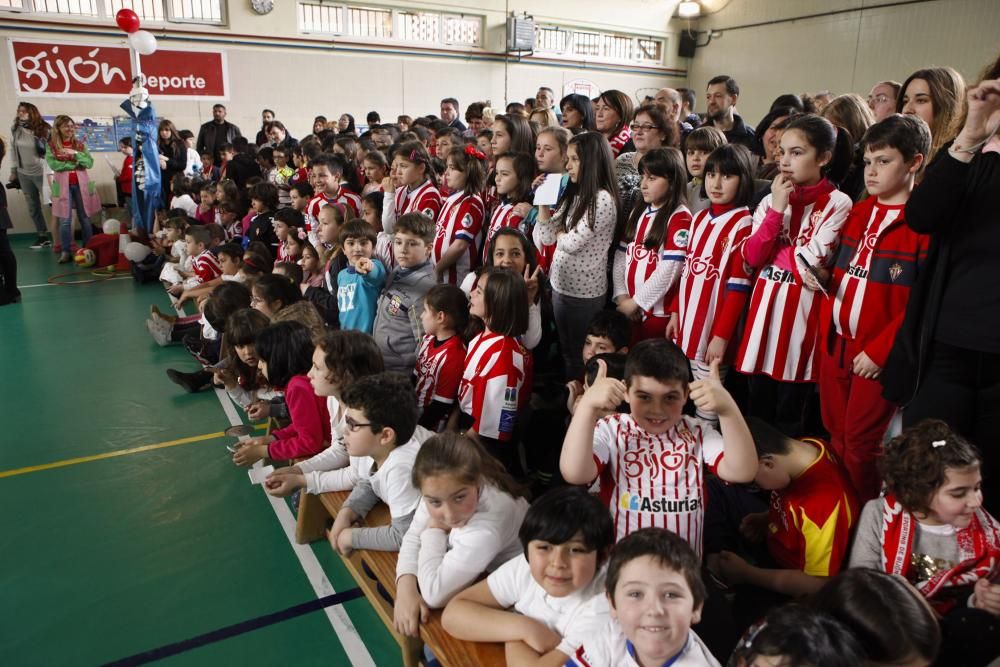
[296,228,307,241]
[408,149,423,163]
[932,440,947,448]
[464,144,487,161]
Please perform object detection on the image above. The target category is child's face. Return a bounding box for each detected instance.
[218,252,240,276]
[362,200,380,229]
[536,134,565,173]
[235,343,257,367]
[221,150,235,163]
[566,144,581,184]
[396,159,425,188]
[685,149,710,178]
[201,155,213,170]
[293,152,303,168]
[345,237,374,265]
[626,375,687,435]
[469,273,488,320]
[493,158,518,196]
[165,226,181,243]
[420,303,441,335]
[343,408,384,457]
[252,198,266,214]
[705,170,740,206]
[390,156,404,187]
[393,231,430,268]
[778,129,829,186]
[119,143,132,156]
[290,189,308,212]
[863,146,920,199]
[526,530,599,598]
[640,171,671,207]
[318,209,341,244]
[364,159,386,184]
[251,287,277,318]
[609,555,702,666]
[582,334,617,365]
[924,465,983,529]
[285,236,302,257]
[477,136,493,160]
[753,455,791,491]
[491,120,511,155]
[307,346,338,397]
[201,190,216,206]
[216,185,226,201]
[301,248,319,273]
[436,136,455,158]
[184,136,196,149]
[184,234,203,257]
[313,165,340,195]
[444,159,467,191]
[492,235,527,274]
[421,473,480,529]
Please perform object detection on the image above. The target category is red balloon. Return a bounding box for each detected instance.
[115,9,141,33]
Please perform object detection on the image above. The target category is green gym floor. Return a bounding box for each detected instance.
[1,236,401,666]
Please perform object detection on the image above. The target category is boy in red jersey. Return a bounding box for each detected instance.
[304,154,361,244]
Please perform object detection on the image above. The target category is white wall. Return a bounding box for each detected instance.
[687,0,1000,126]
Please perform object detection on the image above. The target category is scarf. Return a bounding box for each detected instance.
[786,177,835,242]
[608,125,632,158]
[879,493,1000,613]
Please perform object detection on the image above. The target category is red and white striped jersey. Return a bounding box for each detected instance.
[458,331,528,442]
[375,232,396,273]
[191,250,222,284]
[618,204,692,318]
[275,240,292,265]
[736,190,852,382]
[433,190,485,286]
[304,188,361,232]
[676,206,753,361]
[414,334,467,410]
[832,203,904,339]
[592,414,724,555]
[483,201,525,262]
[393,180,443,221]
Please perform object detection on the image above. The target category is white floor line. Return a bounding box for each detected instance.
[19,276,132,289]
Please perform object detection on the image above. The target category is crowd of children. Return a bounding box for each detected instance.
[107,64,1000,665]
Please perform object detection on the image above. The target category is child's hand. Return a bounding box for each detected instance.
[381,176,395,194]
[739,512,770,544]
[167,284,184,297]
[521,618,561,654]
[770,173,794,213]
[512,202,533,218]
[566,380,584,414]
[264,472,305,497]
[232,438,270,466]
[705,336,728,365]
[579,360,627,415]
[523,264,542,303]
[331,527,354,556]
[354,257,374,275]
[690,359,737,417]
[715,550,753,586]
[616,297,642,321]
[531,174,547,190]
[972,578,1000,615]
[425,515,452,532]
[798,261,830,292]
[246,400,270,420]
[393,576,430,637]
[851,351,881,380]
[665,312,679,340]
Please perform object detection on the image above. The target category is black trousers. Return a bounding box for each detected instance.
[0,227,18,302]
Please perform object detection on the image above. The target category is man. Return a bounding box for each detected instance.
[440,98,466,132]
[196,104,242,166]
[705,75,754,149]
[536,86,561,121]
[255,109,274,146]
[677,88,701,128]
[654,87,693,140]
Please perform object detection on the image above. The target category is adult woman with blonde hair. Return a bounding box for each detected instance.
[528,107,559,130]
[7,102,52,248]
[897,66,967,163]
[822,93,876,199]
[46,115,100,263]
[157,118,187,208]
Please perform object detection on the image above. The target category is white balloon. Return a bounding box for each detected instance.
[103,219,121,235]
[128,30,157,56]
[124,242,151,262]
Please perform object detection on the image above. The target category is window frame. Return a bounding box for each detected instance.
[533,22,666,67]
[297,1,484,50]
[0,0,226,26]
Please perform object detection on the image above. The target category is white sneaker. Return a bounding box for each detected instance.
[146,318,173,347]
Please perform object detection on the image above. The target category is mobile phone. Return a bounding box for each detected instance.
[796,253,829,297]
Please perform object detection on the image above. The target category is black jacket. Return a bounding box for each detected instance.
[197,120,242,165]
[722,114,755,151]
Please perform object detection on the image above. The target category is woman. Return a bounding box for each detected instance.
[559,94,595,135]
[615,103,677,213]
[157,119,187,209]
[593,89,635,158]
[882,54,1000,515]
[529,107,559,130]
[867,81,901,121]
[0,136,18,304]
[753,106,799,180]
[897,67,967,164]
[47,115,101,263]
[266,121,298,151]
[337,114,356,136]
[7,102,51,249]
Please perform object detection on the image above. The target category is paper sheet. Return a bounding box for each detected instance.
[249,465,275,485]
[533,173,562,206]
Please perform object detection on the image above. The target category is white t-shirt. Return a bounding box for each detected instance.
[396,484,529,608]
[567,622,720,667]
[487,555,609,657]
[369,439,423,518]
[170,194,198,218]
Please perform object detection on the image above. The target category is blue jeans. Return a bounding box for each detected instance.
[58,183,93,250]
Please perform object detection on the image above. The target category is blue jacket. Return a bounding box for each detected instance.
[338,259,386,334]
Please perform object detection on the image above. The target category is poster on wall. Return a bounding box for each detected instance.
[8,38,228,99]
[563,79,601,99]
[42,115,120,153]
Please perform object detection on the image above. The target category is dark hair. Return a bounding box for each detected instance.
[13,102,50,139]
[199,179,217,194]
[118,136,132,149]
[493,114,536,155]
[395,212,435,244]
[707,75,740,97]
[605,527,706,609]
[559,94,596,133]
[440,97,460,111]
[621,148,687,249]
[273,207,305,229]
[164,216,189,233]
[273,261,303,286]
[683,125,727,154]
[338,113,356,136]
[632,103,678,148]
[485,228,539,277]
[519,486,614,562]
[783,113,854,185]
[340,372,418,445]
[363,148,388,170]
[255,320,314,388]
[594,89,634,136]
[424,283,469,334]
[202,281,251,333]
[563,132,620,231]
[242,248,272,277]
[746,416,793,456]
[310,152,347,177]
[492,152,535,204]
[445,146,488,194]
[222,307,271,391]
[861,113,932,163]
[170,173,190,197]
[476,267,528,337]
[586,309,631,351]
[186,225,212,247]
[880,419,981,514]
[585,352,627,386]
[216,242,243,261]
[505,102,527,117]
[812,569,941,664]
[412,431,524,498]
[738,605,865,667]
[677,87,696,111]
[702,143,756,207]
[366,111,380,124]
[624,338,689,387]
[339,218,377,246]
[256,146,275,168]
[290,181,314,200]
[770,93,805,112]
[396,141,436,187]
[252,272,302,312]
[249,182,279,212]
[896,67,967,160]
[435,126,463,142]
[464,101,487,123]
[314,329,384,387]
[363,190,384,220]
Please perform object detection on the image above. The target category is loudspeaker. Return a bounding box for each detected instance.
[678,32,697,58]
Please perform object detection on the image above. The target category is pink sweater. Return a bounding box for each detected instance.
[267,375,331,459]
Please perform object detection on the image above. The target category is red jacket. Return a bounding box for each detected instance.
[820,197,928,367]
[267,375,331,459]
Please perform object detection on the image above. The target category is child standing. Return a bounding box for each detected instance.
[530,126,572,272]
[684,126,727,215]
[273,146,295,208]
[361,150,388,196]
[272,208,305,265]
[305,154,362,246]
[382,142,442,234]
[337,220,386,333]
[414,284,469,431]
[168,174,197,218]
[433,145,487,285]
[289,182,314,214]
[302,203,349,327]
[115,137,133,210]
[736,114,854,436]
[612,147,692,342]
[393,432,530,636]
[299,241,325,288]
[484,152,534,260]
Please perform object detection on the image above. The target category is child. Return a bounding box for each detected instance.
[157,217,190,287]
[477,229,544,349]
[434,145,487,285]
[194,180,217,226]
[415,284,469,431]
[373,213,437,374]
[176,242,245,306]
[565,309,632,413]
[568,528,720,667]
[728,604,863,667]
[219,201,244,241]
[218,143,235,181]
[173,225,222,296]
[257,146,277,190]
[361,150,389,196]
[684,126,727,214]
[382,141,442,234]
[458,267,530,473]
[337,220,386,333]
[169,173,197,218]
[817,114,931,502]
[561,339,757,553]
[289,181,314,214]
[736,114,853,436]
[199,151,220,182]
[484,152,534,260]
[272,207,305,265]
[115,137,133,210]
[214,307,279,413]
[362,190,394,270]
[243,182,279,254]
[442,487,615,663]
[305,154,361,247]
[612,147,692,342]
[273,146,295,208]
[393,432,530,637]
[302,203,350,327]
[848,420,1000,616]
[327,373,423,553]
[534,132,619,380]
[232,320,331,465]
[284,228,307,265]
[251,273,300,319]
[300,241,325,288]
[669,144,755,421]
[712,417,858,600]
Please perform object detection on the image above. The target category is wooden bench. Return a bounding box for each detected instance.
[296,489,506,667]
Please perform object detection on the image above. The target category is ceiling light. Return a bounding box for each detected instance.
[678,1,701,18]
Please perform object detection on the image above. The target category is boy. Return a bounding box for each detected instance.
[169,225,221,296]
[337,220,386,334]
[816,114,931,502]
[289,182,314,214]
[243,182,279,252]
[114,137,133,210]
[683,126,727,214]
[373,213,436,374]
[304,154,362,242]
[442,487,615,665]
[713,418,857,599]
[273,146,295,208]
[199,151,220,182]
[568,528,719,667]
[568,309,631,413]
[326,373,422,553]
[560,338,757,554]
[218,143,235,181]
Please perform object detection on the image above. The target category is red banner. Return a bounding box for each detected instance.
[9,39,228,99]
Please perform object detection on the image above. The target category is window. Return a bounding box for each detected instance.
[399,11,438,43]
[8,0,223,24]
[108,0,165,22]
[534,23,665,66]
[32,0,98,15]
[346,5,392,39]
[167,0,222,23]
[441,15,480,47]
[298,2,483,48]
[0,0,27,9]
[299,2,345,34]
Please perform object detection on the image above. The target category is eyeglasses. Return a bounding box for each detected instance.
[868,94,891,105]
[345,416,374,432]
[629,123,660,132]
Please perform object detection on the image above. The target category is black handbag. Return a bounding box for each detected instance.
[35,136,46,157]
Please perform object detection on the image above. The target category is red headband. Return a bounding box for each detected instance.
[464,144,487,161]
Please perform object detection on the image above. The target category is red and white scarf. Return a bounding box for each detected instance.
[608,125,632,159]
[880,493,1000,612]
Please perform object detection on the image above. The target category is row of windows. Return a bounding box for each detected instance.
[0,0,222,23]
[534,24,664,65]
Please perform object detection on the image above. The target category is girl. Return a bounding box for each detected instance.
[362,191,393,270]
[612,147,691,342]
[272,210,303,265]
[241,245,272,282]
[531,126,572,271]
[484,152,534,260]
[684,125,727,214]
[333,136,364,193]
[897,66,968,164]
[736,114,853,435]
[559,93,596,134]
[434,145,487,285]
[415,284,469,431]
[168,173,197,218]
[616,103,677,214]
[534,131,619,379]
[393,432,529,637]
[215,307,280,414]
[302,203,350,327]
[479,228,544,352]
[490,114,535,157]
[46,115,100,263]
[251,272,301,319]
[381,141,442,234]
[593,89,635,158]
[476,129,494,163]
[458,267,530,474]
[669,144,755,420]
[361,150,388,196]
[848,420,1000,618]
[232,320,331,465]
[299,241,325,288]
[157,119,187,209]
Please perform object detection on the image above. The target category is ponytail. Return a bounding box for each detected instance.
[411,431,526,499]
[827,126,854,185]
[784,114,853,187]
